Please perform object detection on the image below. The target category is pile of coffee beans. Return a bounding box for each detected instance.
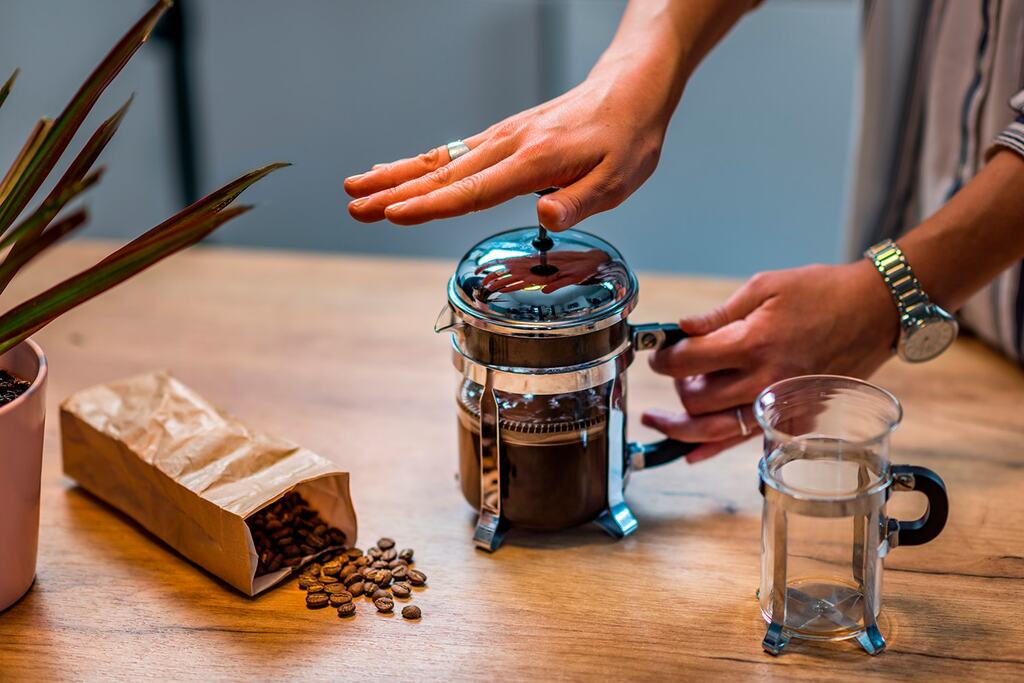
[247,492,348,576]
[0,370,31,407]
[297,536,426,621]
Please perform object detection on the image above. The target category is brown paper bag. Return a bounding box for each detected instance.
[60,371,356,596]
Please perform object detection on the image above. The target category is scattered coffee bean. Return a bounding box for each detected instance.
[307,563,323,576]
[337,602,357,617]
[349,581,365,597]
[381,548,398,562]
[346,548,363,559]
[402,605,421,620]
[373,570,392,587]
[324,583,350,595]
[363,582,379,595]
[391,565,408,581]
[306,592,330,609]
[371,560,389,570]
[371,588,390,601]
[318,574,339,585]
[399,548,414,562]
[353,556,370,567]
[305,583,325,594]
[377,537,396,550]
[374,596,394,613]
[344,573,363,588]
[329,593,353,607]
[321,561,342,576]
[388,559,407,569]
[298,575,320,590]
[391,583,411,599]
[408,569,427,586]
[368,547,383,560]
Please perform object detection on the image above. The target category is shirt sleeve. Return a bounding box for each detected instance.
[987,89,1024,159]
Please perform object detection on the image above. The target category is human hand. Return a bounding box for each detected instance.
[475,249,613,295]
[343,67,671,231]
[642,260,900,463]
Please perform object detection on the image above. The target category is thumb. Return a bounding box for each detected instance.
[680,275,768,335]
[536,164,625,231]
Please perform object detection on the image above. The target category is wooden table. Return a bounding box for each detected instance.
[1,242,1023,681]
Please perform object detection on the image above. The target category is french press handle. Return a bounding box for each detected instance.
[629,323,700,468]
[887,464,949,547]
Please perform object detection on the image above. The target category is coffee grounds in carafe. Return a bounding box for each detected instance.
[456,379,611,530]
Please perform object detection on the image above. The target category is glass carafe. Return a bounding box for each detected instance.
[755,375,948,655]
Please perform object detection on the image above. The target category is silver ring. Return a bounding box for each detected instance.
[736,407,751,437]
[446,140,471,161]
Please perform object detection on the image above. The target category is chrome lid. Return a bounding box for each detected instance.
[448,227,637,335]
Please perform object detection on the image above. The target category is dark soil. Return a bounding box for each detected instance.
[0,370,31,407]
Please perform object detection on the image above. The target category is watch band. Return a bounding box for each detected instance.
[864,239,932,321]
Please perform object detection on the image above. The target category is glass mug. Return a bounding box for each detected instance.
[755,375,948,655]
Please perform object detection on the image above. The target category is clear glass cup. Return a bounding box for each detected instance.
[755,375,948,655]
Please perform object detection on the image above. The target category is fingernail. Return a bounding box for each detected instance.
[349,197,368,209]
[345,173,365,183]
[386,200,407,213]
[554,201,569,226]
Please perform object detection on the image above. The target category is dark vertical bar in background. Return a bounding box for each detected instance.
[538,1,570,102]
[154,0,201,207]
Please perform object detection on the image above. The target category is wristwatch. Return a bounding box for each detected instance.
[864,239,958,363]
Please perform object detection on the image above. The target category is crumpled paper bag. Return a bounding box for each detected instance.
[60,371,356,596]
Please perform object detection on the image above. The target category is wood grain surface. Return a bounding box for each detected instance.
[1,242,1022,681]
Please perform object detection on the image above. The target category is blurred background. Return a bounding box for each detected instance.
[0,0,858,277]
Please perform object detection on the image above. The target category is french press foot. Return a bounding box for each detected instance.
[594,502,639,539]
[762,622,790,655]
[473,510,509,552]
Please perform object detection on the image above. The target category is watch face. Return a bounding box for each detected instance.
[904,318,957,362]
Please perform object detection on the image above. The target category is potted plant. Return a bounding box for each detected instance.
[0,0,286,611]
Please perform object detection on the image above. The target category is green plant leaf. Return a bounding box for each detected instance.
[0,118,53,206]
[0,167,102,254]
[0,0,170,237]
[98,161,290,262]
[0,209,88,290]
[0,204,251,356]
[0,69,19,112]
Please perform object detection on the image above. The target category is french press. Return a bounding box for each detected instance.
[755,375,949,655]
[435,226,696,551]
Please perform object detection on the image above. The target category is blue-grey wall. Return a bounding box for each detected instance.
[0,0,859,276]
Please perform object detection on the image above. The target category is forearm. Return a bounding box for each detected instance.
[590,0,758,128]
[897,150,1024,311]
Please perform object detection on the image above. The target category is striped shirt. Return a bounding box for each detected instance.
[846,0,1024,363]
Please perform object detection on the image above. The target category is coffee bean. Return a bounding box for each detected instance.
[374,596,394,613]
[381,548,398,562]
[391,583,411,599]
[346,548,363,559]
[371,560,389,570]
[367,547,383,560]
[329,592,353,607]
[353,556,370,567]
[373,569,392,587]
[377,537,396,550]
[321,561,342,576]
[391,565,408,581]
[306,592,330,609]
[344,573,363,587]
[305,583,325,594]
[283,545,301,558]
[408,569,427,586]
[399,548,414,562]
[388,559,407,569]
[371,588,390,601]
[307,563,323,576]
[337,602,357,618]
[267,554,283,572]
[324,583,351,595]
[339,565,357,580]
[363,582,379,595]
[318,574,339,585]
[307,534,326,550]
[298,575,320,590]
[401,605,421,620]
[328,528,347,545]
[349,581,365,597]
[284,557,303,567]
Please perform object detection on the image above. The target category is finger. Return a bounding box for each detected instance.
[535,160,627,231]
[349,138,510,223]
[674,371,763,416]
[344,131,488,198]
[685,434,752,465]
[383,154,551,226]
[679,278,767,336]
[641,404,759,442]
[649,321,750,377]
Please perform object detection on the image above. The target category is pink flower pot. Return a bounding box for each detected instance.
[0,339,47,612]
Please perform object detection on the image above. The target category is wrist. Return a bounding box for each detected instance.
[847,259,901,351]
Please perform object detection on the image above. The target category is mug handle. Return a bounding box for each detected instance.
[628,323,700,469]
[889,464,949,547]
